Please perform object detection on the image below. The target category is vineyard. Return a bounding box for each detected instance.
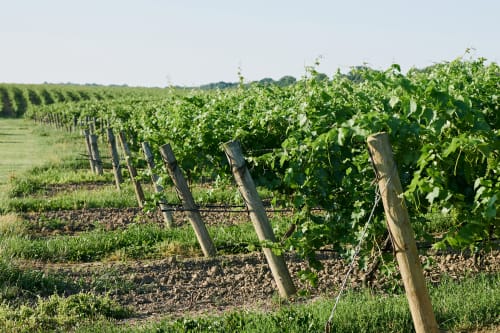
[0,57,499,332]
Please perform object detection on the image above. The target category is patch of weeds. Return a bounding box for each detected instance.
[8,176,44,197]
[87,269,135,295]
[0,259,78,302]
[0,214,28,237]
[0,292,131,332]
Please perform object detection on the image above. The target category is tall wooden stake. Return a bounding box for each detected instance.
[223,140,296,298]
[118,131,145,208]
[89,134,103,175]
[159,144,216,257]
[107,128,123,190]
[142,141,174,228]
[83,129,96,173]
[367,132,438,333]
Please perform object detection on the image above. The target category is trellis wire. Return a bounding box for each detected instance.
[324,176,392,333]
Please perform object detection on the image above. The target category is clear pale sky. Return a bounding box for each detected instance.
[1,0,498,87]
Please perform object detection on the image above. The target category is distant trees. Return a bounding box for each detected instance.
[198,72,332,90]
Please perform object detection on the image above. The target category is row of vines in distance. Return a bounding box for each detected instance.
[27,57,500,267]
[0,83,171,118]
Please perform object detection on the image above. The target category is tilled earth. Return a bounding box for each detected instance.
[22,208,500,322]
[32,250,499,321]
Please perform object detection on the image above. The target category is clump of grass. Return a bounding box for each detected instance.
[7,177,45,198]
[0,292,131,332]
[0,214,28,237]
[0,258,78,302]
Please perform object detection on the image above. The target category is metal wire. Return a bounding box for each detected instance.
[324,176,392,333]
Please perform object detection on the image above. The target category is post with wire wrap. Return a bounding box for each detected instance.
[367,132,439,333]
[223,140,296,298]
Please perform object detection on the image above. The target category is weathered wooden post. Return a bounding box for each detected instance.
[89,133,103,175]
[367,132,438,333]
[118,131,146,208]
[107,128,123,190]
[83,129,96,173]
[159,143,216,257]
[90,117,97,134]
[72,116,78,133]
[223,140,296,298]
[142,141,174,228]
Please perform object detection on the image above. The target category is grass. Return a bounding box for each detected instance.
[0,219,276,262]
[0,119,80,186]
[0,292,131,333]
[4,185,140,212]
[0,257,79,303]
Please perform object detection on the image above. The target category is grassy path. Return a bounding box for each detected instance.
[0,119,45,185]
[0,118,76,186]
[0,118,81,211]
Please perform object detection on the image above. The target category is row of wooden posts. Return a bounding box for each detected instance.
[82,127,438,333]
[33,114,438,332]
[82,127,297,298]
[27,111,439,333]
[78,123,439,332]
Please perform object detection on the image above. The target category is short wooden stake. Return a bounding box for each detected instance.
[223,140,296,298]
[107,128,123,190]
[142,141,174,228]
[83,129,96,173]
[118,131,146,208]
[367,132,438,333]
[159,143,216,257]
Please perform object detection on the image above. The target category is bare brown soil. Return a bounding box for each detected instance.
[25,233,499,321]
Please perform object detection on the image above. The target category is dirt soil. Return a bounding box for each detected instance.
[23,206,500,322]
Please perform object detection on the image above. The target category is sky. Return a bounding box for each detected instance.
[0,0,498,87]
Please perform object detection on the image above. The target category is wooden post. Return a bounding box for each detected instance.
[72,116,78,133]
[107,128,123,190]
[367,132,438,333]
[89,134,103,175]
[118,131,146,208]
[83,129,96,173]
[223,140,296,298]
[90,117,97,134]
[142,141,174,228]
[159,143,216,257]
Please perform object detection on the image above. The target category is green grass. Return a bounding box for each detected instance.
[0,219,278,262]
[0,258,78,302]
[0,119,80,186]
[4,185,140,212]
[0,119,86,212]
[0,292,131,333]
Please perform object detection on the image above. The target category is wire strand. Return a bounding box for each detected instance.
[324,176,392,333]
